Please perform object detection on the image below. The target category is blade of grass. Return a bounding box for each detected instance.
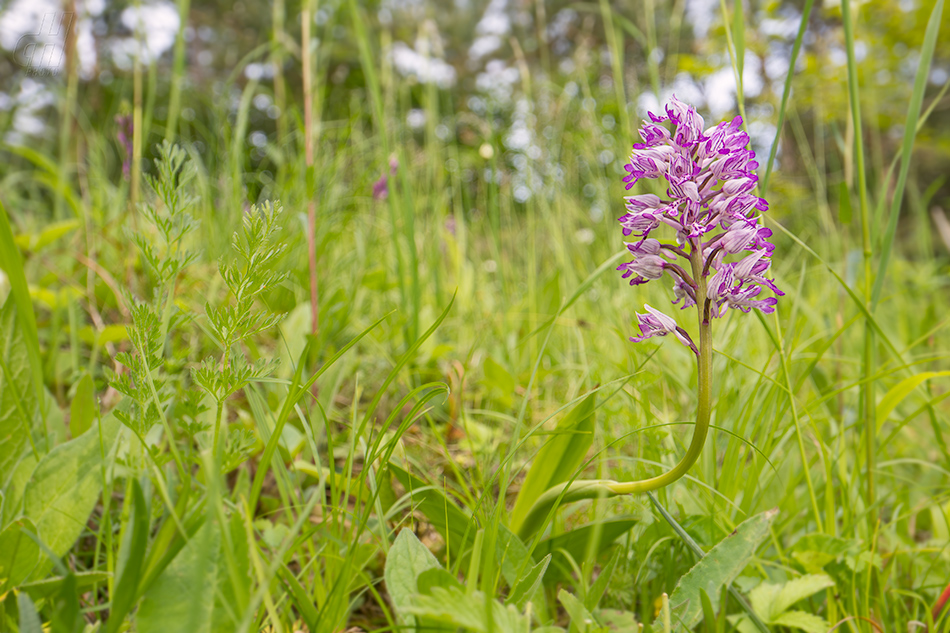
[840,0,876,513]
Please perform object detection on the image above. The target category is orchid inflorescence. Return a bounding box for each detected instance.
[617,96,783,352]
[517,97,784,540]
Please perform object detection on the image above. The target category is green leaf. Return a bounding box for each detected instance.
[495,523,531,587]
[17,591,43,633]
[748,582,781,621]
[837,181,852,225]
[13,219,80,252]
[509,392,596,532]
[770,610,829,633]
[484,356,515,403]
[137,520,221,633]
[654,508,778,631]
[535,516,638,582]
[0,297,39,488]
[0,201,43,429]
[507,554,550,610]
[0,518,40,592]
[106,479,150,633]
[596,609,638,633]
[390,464,479,557]
[384,528,440,626]
[559,588,605,633]
[19,570,110,600]
[700,588,718,633]
[405,586,528,633]
[732,0,745,79]
[586,547,621,612]
[417,567,463,594]
[277,566,321,630]
[771,574,834,617]
[24,414,121,572]
[2,453,36,525]
[49,572,83,633]
[69,373,96,439]
[876,371,950,431]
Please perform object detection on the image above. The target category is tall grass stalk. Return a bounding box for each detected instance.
[56,2,78,221]
[840,0,876,516]
[271,0,287,144]
[302,0,319,339]
[164,0,190,142]
[131,25,143,206]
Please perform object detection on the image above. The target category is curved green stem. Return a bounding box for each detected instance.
[516,242,713,541]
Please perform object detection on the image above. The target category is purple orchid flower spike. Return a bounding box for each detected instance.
[372,174,389,201]
[616,94,782,340]
[115,114,134,180]
[514,97,786,538]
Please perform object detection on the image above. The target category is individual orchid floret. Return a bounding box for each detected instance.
[630,305,697,354]
[617,257,664,285]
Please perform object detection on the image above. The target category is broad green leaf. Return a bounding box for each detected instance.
[75,324,129,347]
[506,554,550,610]
[405,586,528,633]
[106,479,150,633]
[654,508,777,631]
[18,592,43,633]
[559,588,605,633]
[0,297,38,489]
[495,523,531,587]
[509,392,596,532]
[772,574,835,617]
[748,582,781,621]
[69,373,96,439]
[19,570,111,600]
[535,516,638,582]
[2,453,36,525]
[0,201,43,430]
[417,567,463,594]
[13,219,80,252]
[596,609,638,632]
[586,547,621,612]
[49,572,82,633]
[23,414,121,571]
[137,520,221,633]
[384,528,440,626]
[2,144,60,175]
[484,356,515,402]
[0,518,40,592]
[390,464,478,556]
[876,371,950,431]
[770,610,829,633]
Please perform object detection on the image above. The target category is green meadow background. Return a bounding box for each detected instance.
[0,0,949,631]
